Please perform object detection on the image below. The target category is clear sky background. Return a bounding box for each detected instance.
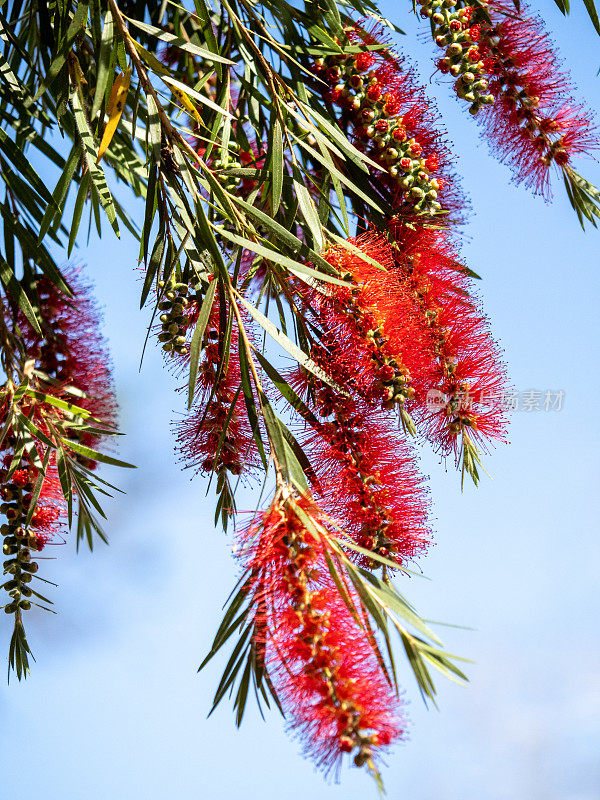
[1,3,599,799]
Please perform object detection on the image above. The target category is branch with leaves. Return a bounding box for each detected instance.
[0,0,597,788]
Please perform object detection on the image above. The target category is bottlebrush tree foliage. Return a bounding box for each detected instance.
[0,0,597,788]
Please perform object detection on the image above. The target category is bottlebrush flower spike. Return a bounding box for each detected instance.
[237,490,405,775]
[174,298,257,483]
[286,236,433,566]
[1,395,69,677]
[19,268,118,458]
[292,373,431,568]
[312,22,464,219]
[420,0,598,195]
[388,223,510,484]
[297,234,435,431]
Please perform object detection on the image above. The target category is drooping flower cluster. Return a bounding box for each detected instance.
[313,30,459,217]
[387,224,509,462]
[420,0,598,194]
[165,278,257,481]
[293,376,432,567]
[300,235,508,474]
[2,269,118,627]
[238,492,405,772]
[169,19,512,778]
[175,320,256,479]
[19,268,118,458]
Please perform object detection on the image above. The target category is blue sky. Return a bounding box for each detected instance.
[1,3,599,798]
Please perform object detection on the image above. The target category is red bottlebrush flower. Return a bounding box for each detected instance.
[238,493,405,772]
[314,22,466,220]
[421,0,598,195]
[297,235,435,416]
[17,267,118,458]
[386,222,510,464]
[292,377,432,567]
[175,304,257,479]
[474,0,598,194]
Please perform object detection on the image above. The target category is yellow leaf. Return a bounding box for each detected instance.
[96,68,131,163]
[169,84,202,126]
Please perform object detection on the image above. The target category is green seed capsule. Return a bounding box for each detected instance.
[19,599,31,610]
[4,603,17,614]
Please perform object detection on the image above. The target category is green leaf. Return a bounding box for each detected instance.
[22,389,96,420]
[68,173,89,256]
[237,295,348,394]
[270,118,284,214]
[260,397,308,492]
[146,95,162,166]
[38,143,80,244]
[582,0,600,31]
[71,88,119,236]
[0,258,41,333]
[91,9,114,120]
[124,16,234,64]
[59,437,136,469]
[292,165,324,250]
[188,278,217,409]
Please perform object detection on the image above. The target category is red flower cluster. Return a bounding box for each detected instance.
[19,268,118,457]
[238,494,405,772]
[421,0,598,194]
[297,237,431,414]
[294,377,432,567]
[171,286,257,479]
[313,24,463,219]
[1,269,119,619]
[300,235,508,471]
[387,224,509,459]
